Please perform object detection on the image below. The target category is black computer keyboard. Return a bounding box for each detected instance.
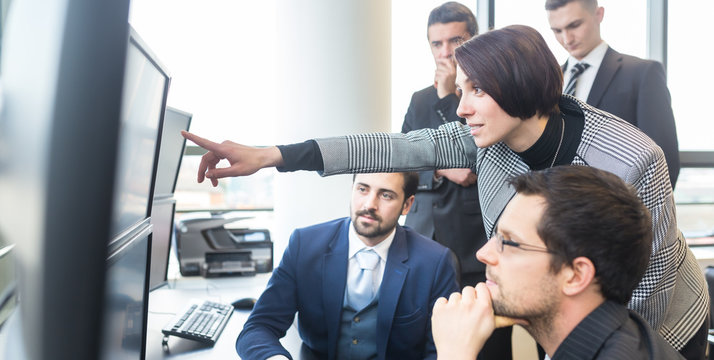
[161,300,233,346]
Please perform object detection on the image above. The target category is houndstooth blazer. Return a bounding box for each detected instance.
[313,95,707,350]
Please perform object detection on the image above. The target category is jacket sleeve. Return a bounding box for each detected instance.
[635,61,680,188]
[402,91,438,192]
[316,121,479,176]
[624,143,686,333]
[423,247,460,360]
[236,231,303,360]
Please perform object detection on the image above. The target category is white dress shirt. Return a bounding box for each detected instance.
[563,40,608,100]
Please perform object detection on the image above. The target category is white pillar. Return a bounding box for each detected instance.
[272,0,392,259]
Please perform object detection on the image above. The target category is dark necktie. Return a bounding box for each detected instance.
[563,62,590,96]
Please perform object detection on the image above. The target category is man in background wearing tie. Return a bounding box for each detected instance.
[546,0,681,188]
[236,172,459,360]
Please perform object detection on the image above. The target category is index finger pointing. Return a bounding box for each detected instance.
[181,131,221,153]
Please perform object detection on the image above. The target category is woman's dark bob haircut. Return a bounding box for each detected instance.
[454,25,563,119]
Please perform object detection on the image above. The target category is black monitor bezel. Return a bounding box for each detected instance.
[103,218,152,360]
[153,106,192,198]
[148,198,176,291]
[109,26,171,244]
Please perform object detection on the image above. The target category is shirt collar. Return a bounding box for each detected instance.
[566,41,608,72]
[348,221,395,262]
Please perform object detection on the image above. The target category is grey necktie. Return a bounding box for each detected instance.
[346,249,379,310]
[563,62,590,96]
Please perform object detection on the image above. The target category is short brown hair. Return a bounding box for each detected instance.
[509,166,652,304]
[454,25,562,119]
[427,2,478,37]
[545,0,598,11]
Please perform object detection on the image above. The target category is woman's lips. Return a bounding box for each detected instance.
[469,123,483,136]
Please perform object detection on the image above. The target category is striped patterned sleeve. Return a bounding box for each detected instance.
[315,121,480,176]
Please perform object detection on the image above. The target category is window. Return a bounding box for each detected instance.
[667,1,714,151]
[129,0,278,211]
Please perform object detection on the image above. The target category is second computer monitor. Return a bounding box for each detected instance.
[153,106,192,198]
[148,197,176,290]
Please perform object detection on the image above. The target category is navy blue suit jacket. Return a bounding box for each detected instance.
[236,218,459,360]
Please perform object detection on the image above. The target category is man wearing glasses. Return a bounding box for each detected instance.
[431,166,685,360]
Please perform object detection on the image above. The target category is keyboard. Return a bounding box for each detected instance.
[161,300,233,346]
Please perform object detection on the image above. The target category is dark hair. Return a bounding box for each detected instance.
[352,172,419,202]
[428,2,478,37]
[401,172,419,199]
[508,166,652,304]
[545,0,597,11]
[454,25,562,119]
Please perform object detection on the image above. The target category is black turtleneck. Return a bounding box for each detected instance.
[516,110,584,171]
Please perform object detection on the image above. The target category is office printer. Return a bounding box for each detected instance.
[176,214,273,277]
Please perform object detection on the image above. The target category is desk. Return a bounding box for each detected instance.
[146,274,303,359]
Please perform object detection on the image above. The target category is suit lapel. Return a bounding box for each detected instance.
[587,47,622,107]
[376,226,409,358]
[322,220,349,360]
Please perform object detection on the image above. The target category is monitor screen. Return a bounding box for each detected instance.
[100,222,151,360]
[153,107,192,198]
[148,198,176,290]
[0,244,16,329]
[110,27,170,239]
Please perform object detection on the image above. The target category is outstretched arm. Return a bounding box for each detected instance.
[181,131,284,187]
[183,119,479,185]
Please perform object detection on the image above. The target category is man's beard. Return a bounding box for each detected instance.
[352,209,395,239]
[491,273,559,341]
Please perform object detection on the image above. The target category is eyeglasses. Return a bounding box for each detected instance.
[492,233,553,254]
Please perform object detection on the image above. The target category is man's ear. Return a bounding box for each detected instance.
[561,256,596,297]
[401,195,415,215]
[595,6,604,23]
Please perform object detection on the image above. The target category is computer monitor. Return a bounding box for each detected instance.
[153,107,192,198]
[110,26,171,239]
[0,244,16,329]
[100,220,151,360]
[148,198,176,290]
[0,1,132,359]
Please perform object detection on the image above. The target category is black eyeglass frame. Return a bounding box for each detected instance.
[493,233,554,254]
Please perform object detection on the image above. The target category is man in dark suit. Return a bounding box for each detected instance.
[432,166,684,360]
[546,0,680,188]
[401,3,511,359]
[236,172,459,360]
[402,1,484,293]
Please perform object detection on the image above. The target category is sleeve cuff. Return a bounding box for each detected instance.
[276,140,324,172]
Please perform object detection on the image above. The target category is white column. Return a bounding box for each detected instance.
[272,0,392,258]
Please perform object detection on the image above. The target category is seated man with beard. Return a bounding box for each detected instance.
[238,172,458,360]
[431,166,684,360]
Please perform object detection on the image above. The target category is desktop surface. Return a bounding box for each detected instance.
[146,274,303,359]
